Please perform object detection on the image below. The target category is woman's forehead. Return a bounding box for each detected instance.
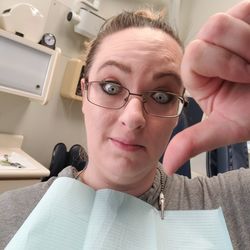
[91,27,183,75]
[100,27,182,56]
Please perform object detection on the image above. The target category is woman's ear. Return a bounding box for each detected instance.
[81,78,86,113]
[81,78,85,96]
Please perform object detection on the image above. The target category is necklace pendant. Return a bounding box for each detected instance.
[159,191,165,220]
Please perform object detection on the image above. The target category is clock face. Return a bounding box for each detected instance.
[44,34,56,46]
[39,33,56,49]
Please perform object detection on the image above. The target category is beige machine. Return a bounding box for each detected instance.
[67,0,105,39]
[0,3,44,43]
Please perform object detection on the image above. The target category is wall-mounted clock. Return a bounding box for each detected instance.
[39,33,56,49]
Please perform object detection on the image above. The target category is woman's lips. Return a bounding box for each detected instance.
[110,138,145,152]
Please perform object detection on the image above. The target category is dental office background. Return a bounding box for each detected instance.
[0,0,246,176]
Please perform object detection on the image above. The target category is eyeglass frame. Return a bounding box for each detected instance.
[83,79,188,118]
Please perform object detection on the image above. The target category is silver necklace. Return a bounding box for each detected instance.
[158,168,165,220]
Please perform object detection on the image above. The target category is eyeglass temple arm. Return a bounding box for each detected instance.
[180,88,188,107]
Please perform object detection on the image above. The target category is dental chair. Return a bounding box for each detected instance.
[206,143,249,177]
[161,97,249,178]
[41,143,88,182]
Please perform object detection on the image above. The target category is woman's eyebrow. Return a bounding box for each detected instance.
[97,61,182,87]
[98,60,131,73]
[153,72,182,87]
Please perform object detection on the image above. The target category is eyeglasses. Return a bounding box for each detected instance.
[84,80,188,118]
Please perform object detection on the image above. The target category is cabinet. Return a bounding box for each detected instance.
[0,28,60,104]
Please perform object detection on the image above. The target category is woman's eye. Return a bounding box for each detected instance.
[151,92,174,104]
[101,81,122,95]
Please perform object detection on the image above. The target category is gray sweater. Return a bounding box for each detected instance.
[1,166,250,249]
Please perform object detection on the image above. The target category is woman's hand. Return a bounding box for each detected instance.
[163,1,250,175]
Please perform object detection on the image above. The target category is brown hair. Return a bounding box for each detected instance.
[83,9,182,79]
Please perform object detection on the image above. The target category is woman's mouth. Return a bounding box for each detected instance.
[110,138,145,152]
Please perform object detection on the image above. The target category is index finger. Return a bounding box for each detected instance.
[227,0,250,23]
[196,2,250,64]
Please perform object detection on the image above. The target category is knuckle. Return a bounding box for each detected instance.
[199,13,231,41]
[242,1,250,21]
[242,0,250,10]
[181,40,206,76]
[184,39,206,61]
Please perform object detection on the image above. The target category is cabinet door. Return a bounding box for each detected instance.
[0,29,60,104]
[0,35,51,95]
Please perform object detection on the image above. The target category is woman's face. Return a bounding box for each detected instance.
[82,27,183,191]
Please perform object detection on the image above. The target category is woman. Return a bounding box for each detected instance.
[1,1,250,249]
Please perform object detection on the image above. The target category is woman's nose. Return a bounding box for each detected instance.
[119,97,146,130]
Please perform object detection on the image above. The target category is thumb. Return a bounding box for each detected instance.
[162,114,240,175]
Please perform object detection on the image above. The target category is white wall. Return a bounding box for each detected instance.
[178,0,242,45]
